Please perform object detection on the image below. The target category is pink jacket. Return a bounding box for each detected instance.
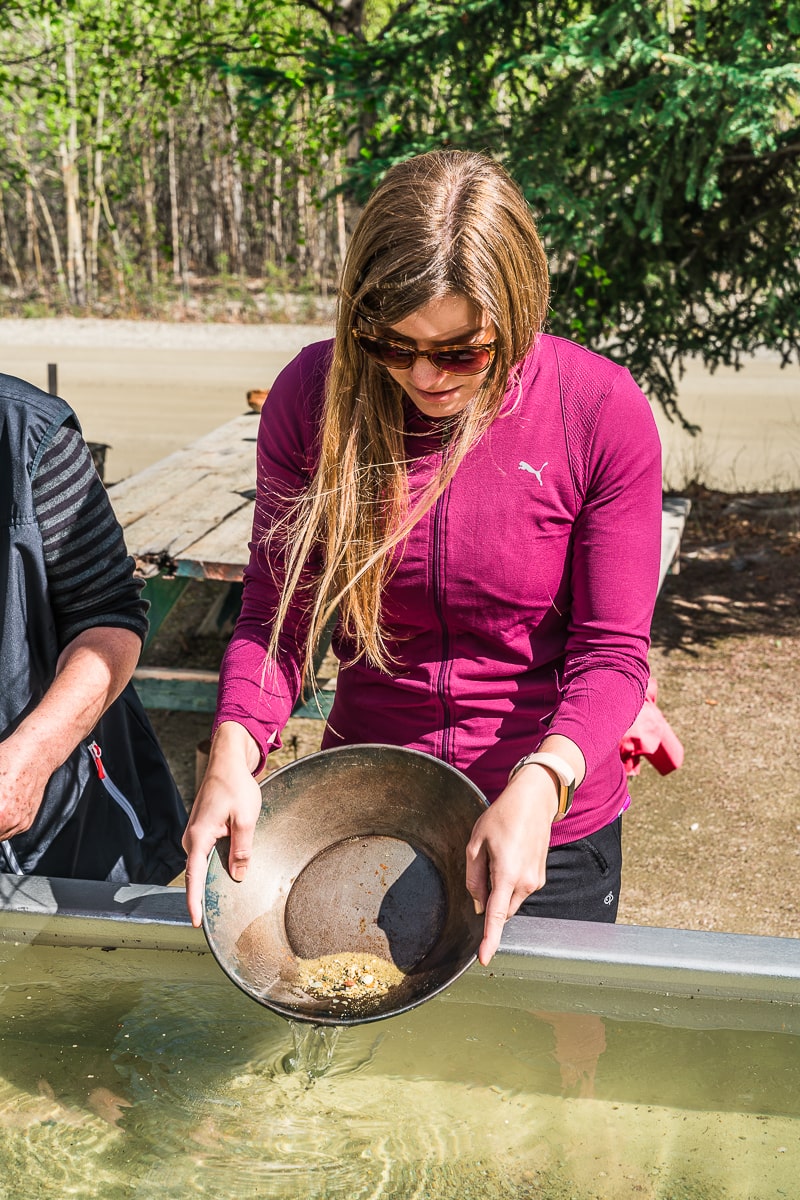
[216,334,663,846]
[620,677,684,777]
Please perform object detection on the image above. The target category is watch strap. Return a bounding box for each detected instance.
[508,751,576,818]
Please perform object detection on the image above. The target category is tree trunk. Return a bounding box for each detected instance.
[327,0,366,38]
[221,153,241,272]
[34,185,68,299]
[295,164,308,281]
[180,208,192,298]
[140,127,159,287]
[188,158,202,274]
[328,85,348,274]
[167,112,182,285]
[99,182,127,304]
[320,7,366,235]
[245,157,262,277]
[12,131,66,296]
[223,76,246,272]
[211,153,224,264]
[0,194,22,288]
[271,155,284,271]
[186,90,205,271]
[61,21,86,306]
[306,161,324,294]
[24,185,44,287]
[87,87,106,303]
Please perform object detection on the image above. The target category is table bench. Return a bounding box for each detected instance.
[109,413,691,716]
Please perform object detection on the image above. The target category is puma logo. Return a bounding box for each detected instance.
[519,460,548,485]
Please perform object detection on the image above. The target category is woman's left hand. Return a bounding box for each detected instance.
[465,765,560,966]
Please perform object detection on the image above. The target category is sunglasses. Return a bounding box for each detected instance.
[351,328,496,376]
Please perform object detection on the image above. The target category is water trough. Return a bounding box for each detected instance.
[0,874,797,1199]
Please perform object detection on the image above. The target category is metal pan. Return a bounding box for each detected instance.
[202,744,488,1025]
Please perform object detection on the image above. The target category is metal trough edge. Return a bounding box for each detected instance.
[0,876,798,1005]
[0,875,202,954]
[498,914,800,1003]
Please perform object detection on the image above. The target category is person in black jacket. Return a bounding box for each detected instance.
[0,373,186,882]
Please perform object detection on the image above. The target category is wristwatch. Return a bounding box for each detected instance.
[508,751,576,819]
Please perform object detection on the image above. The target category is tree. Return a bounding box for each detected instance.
[241,0,800,424]
[0,0,351,305]
[1,0,797,428]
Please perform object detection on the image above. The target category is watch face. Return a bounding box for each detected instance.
[557,772,575,817]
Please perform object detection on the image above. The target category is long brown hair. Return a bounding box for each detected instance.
[267,149,550,682]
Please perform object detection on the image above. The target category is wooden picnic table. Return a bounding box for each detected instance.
[108,411,691,715]
[108,411,258,585]
[107,411,258,713]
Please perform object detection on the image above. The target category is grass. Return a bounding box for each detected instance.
[0,272,337,325]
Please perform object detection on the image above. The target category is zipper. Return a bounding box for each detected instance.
[431,431,453,764]
[0,840,22,873]
[87,740,145,839]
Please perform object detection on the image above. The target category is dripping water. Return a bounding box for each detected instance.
[282,1020,343,1082]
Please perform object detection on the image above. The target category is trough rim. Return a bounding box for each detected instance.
[1,874,798,1006]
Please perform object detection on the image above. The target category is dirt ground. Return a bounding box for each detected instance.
[145,482,800,940]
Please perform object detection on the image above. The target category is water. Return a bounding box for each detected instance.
[284,1022,343,1081]
[0,939,797,1199]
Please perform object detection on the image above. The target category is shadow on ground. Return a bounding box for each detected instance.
[654,484,800,654]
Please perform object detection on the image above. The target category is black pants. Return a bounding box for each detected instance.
[517,816,622,922]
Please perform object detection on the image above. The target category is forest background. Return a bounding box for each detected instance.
[0,0,798,427]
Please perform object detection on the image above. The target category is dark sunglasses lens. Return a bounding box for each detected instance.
[430,347,492,375]
[359,335,414,369]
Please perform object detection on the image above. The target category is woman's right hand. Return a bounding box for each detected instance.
[182,722,265,927]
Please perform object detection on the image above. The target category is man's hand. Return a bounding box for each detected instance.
[0,626,141,843]
[0,736,52,839]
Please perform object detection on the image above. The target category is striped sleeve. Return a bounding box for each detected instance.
[31,421,149,650]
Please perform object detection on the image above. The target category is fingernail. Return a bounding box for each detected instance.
[231,866,245,882]
[473,899,485,915]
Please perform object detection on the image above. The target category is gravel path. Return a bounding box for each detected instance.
[0,316,333,350]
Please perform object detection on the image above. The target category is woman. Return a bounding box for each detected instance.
[184,149,662,962]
